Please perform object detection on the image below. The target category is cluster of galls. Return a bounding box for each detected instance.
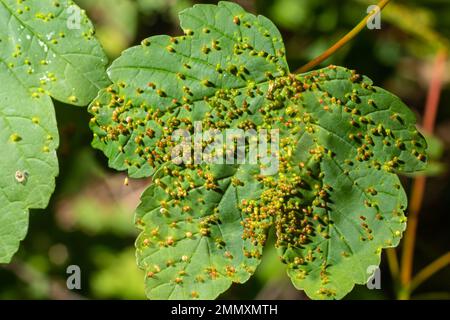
[240,198,271,250]
[136,164,262,297]
[237,72,340,267]
[90,85,191,173]
[204,88,262,130]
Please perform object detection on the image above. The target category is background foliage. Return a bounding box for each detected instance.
[0,0,448,300]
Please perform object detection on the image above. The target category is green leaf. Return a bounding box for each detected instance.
[89,1,426,300]
[0,0,109,263]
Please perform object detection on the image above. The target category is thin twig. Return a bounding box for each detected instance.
[409,252,450,292]
[295,0,391,74]
[399,176,426,299]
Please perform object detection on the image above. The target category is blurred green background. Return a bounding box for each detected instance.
[0,0,449,300]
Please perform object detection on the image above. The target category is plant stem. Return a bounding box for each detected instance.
[422,51,447,133]
[409,252,450,292]
[295,0,391,74]
[398,50,447,300]
[398,176,426,299]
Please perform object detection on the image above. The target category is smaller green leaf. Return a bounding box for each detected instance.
[0,0,109,263]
